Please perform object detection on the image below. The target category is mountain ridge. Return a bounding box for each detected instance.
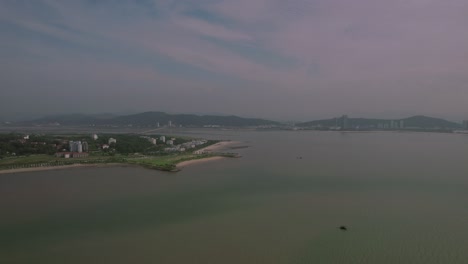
[296,115,461,129]
[7,112,464,129]
[17,111,280,127]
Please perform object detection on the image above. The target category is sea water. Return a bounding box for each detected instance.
[1,131,468,263]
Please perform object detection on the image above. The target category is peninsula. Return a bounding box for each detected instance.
[0,133,240,174]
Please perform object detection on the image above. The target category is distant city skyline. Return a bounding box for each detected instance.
[1,1,468,121]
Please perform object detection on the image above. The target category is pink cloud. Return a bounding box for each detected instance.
[11,0,468,85]
[3,0,468,119]
[173,16,253,42]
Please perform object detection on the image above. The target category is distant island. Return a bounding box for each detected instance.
[1,111,468,133]
[296,115,466,132]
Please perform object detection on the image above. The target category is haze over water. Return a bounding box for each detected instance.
[1,130,468,263]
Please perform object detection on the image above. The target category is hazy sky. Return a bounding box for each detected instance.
[1,0,467,121]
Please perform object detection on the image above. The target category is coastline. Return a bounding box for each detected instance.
[0,163,126,175]
[0,141,243,175]
[0,155,228,174]
[176,156,225,168]
[196,140,242,153]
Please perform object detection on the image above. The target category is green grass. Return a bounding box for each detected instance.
[0,140,233,172]
[0,153,224,172]
[0,154,114,166]
[0,155,57,165]
[0,154,120,171]
[126,153,218,171]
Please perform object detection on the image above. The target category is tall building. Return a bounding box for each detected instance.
[400,120,405,129]
[168,121,172,127]
[76,141,83,153]
[82,141,89,152]
[160,136,166,143]
[69,141,83,152]
[92,134,98,140]
[341,115,349,129]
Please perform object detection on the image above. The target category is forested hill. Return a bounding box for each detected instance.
[402,115,461,128]
[18,112,280,127]
[297,115,461,129]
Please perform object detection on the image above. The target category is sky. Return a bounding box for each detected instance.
[1,0,468,122]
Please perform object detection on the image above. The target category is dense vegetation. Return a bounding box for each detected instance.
[0,133,201,159]
[0,133,57,157]
[0,133,227,172]
[95,134,156,154]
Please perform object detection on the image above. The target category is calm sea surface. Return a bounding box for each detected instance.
[1,130,468,263]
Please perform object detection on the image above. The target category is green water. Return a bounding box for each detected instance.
[1,131,468,263]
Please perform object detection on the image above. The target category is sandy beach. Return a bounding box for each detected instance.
[175,141,244,169]
[196,140,242,153]
[176,156,225,168]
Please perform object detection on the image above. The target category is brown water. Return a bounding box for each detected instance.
[1,131,468,263]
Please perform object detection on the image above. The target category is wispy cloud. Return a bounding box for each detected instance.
[173,16,253,42]
[1,0,468,120]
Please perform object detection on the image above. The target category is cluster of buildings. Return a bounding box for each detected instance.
[140,135,209,153]
[377,120,405,129]
[56,140,90,158]
[319,115,406,130]
[101,138,117,150]
[454,120,468,134]
[55,133,101,158]
[333,115,350,129]
[52,132,209,157]
[140,136,157,145]
[69,141,89,153]
[157,135,177,146]
[164,139,207,153]
[323,115,351,130]
[154,121,174,128]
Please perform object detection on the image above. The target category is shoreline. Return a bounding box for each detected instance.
[0,163,127,175]
[196,140,242,153]
[176,156,225,168]
[0,141,243,175]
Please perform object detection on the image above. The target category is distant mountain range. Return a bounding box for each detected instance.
[4,112,464,130]
[17,112,279,127]
[296,115,462,129]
